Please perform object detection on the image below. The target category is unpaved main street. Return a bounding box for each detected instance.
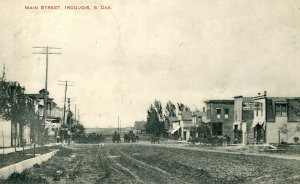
[3,143,300,184]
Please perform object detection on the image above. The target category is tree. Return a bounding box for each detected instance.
[165,101,176,117]
[177,102,190,112]
[0,66,10,120]
[154,100,164,121]
[0,66,36,149]
[72,123,85,143]
[145,103,164,136]
[197,124,211,139]
[9,83,28,150]
[0,66,10,152]
[196,124,212,145]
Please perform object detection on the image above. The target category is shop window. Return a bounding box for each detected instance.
[276,104,287,117]
[212,123,222,135]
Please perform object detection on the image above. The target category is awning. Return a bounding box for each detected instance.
[171,126,181,134]
[233,121,241,125]
[252,120,265,129]
[46,118,61,123]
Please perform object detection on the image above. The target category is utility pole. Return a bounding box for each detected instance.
[33,46,61,146]
[75,104,77,124]
[63,81,67,125]
[65,98,76,146]
[68,98,71,146]
[58,80,75,126]
[118,116,120,134]
[58,80,74,144]
[78,109,80,124]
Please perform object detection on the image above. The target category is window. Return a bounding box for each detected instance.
[282,104,287,116]
[225,109,229,119]
[212,123,222,135]
[276,104,287,117]
[217,108,221,119]
[261,103,263,116]
[197,117,202,123]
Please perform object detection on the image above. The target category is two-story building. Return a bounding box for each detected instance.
[253,92,300,144]
[178,110,206,140]
[233,96,255,145]
[205,100,234,138]
[26,89,63,143]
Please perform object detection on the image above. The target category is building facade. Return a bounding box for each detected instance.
[205,100,234,138]
[27,89,63,143]
[233,96,254,145]
[253,93,300,144]
[178,110,206,141]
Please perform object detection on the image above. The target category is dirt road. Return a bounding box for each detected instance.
[3,143,300,184]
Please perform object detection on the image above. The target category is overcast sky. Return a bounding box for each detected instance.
[0,0,300,128]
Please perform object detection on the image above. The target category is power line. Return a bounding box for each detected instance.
[58,80,75,126]
[33,46,61,146]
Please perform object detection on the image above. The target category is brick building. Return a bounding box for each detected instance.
[205,100,234,138]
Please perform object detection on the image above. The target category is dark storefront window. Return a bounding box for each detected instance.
[212,123,222,135]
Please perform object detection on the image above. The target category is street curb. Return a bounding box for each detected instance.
[0,149,59,179]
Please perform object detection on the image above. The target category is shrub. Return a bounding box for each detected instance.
[6,169,47,184]
[56,147,72,156]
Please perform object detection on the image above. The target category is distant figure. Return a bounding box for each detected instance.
[124,134,128,143]
[226,135,231,146]
[116,133,121,143]
[113,131,117,143]
[136,135,139,143]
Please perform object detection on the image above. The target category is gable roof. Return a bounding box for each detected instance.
[166,116,179,123]
[192,110,206,117]
[181,111,193,121]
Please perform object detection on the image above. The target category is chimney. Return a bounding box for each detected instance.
[203,107,205,112]
[264,91,267,97]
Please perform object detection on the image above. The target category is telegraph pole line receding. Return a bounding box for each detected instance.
[118,116,120,134]
[66,98,76,146]
[58,80,75,125]
[75,104,77,124]
[33,46,62,146]
[78,109,80,124]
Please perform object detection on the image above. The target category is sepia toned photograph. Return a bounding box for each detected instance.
[0,0,300,183]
